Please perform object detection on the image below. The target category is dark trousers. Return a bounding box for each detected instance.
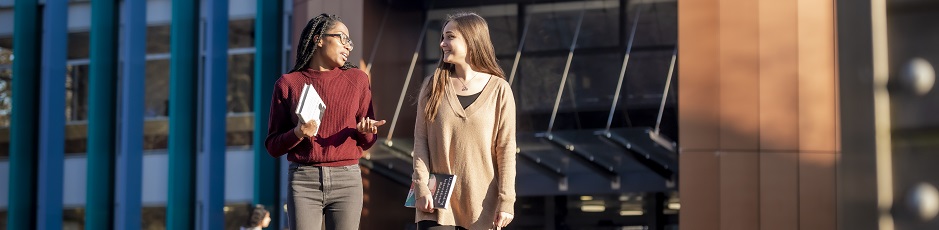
[417,220,468,230]
[287,164,363,230]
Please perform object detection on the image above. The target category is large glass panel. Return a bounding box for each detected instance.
[576,0,620,49]
[623,50,675,108]
[524,3,580,52]
[517,56,566,113]
[630,1,678,47]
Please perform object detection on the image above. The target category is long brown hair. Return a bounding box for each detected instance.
[422,12,505,122]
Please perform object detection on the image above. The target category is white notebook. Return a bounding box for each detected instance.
[295,84,326,135]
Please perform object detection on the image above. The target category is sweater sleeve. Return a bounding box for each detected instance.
[494,84,518,214]
[412,79,433,200]
[264,79,303,158]
[352,77,378,150]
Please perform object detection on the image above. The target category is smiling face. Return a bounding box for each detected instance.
[440,21,469,66]
[315,21,353,69]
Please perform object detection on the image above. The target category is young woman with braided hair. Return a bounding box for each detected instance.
[412,12,517,230]
[265,13,385,230]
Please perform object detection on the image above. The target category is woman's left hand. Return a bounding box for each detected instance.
[356,117,386,135]
[493,212,513,229]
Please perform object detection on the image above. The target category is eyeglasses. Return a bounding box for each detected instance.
[323,33,354,47]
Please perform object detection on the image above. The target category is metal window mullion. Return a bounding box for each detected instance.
[115,0,146,229]
[37,0,68,229]
[198,0,228,229]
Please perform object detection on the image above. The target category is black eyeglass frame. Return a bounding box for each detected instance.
[323,33,353,47]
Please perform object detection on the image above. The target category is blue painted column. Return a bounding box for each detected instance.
[115,0,147,229]
[8,0,40,229]
[254,0,283,229]
[198,0,228,229]
[169,0,199,229]
[86,0,118,229]
[37,0,68,229]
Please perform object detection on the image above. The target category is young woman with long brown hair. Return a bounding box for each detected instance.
[412,12,518,230]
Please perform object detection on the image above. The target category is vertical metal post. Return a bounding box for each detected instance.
[115,0,146,229]
[546,5,586,135]
[8,0,40,229]
[37,0,68,229]
[169,0,200,228]
[87,0,119,228]
[254,0,283,229]
[199,0,228,228]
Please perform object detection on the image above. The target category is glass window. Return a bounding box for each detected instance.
[147,25,171,54]
[228,53,254,113]
[145,59,170,118]
[576,3,620,49]
[517,56,567,112]
[566,53,623,111]
[68,32,90,60]
[630,2,678,47]
[227,53,254,147]
[486,15,519,56]
[66,64,90,121]
[623,50,675,108]
[523,9,579,52]
[229,19,255,49]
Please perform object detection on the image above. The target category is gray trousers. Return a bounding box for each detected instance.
[287,163,363,230]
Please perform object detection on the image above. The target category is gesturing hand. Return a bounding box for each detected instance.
[293,119,319,138]
[493,212,513,229]
[357,117,386,135]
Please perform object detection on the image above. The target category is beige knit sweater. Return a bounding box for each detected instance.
[412,75,517,229]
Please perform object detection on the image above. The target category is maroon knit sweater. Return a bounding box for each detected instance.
[264,67,377,166]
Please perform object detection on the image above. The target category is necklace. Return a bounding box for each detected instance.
[458,72,480,91]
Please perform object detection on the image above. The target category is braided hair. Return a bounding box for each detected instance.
[290,13,357,73]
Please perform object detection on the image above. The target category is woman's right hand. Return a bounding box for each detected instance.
[417,195,435,213]
[293,120,319,138]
